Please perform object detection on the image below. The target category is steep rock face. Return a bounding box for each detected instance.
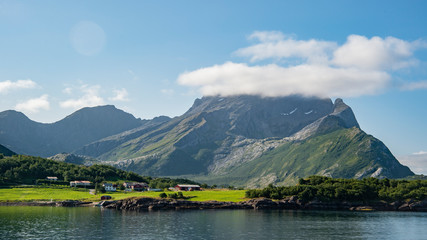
[76,95,413,186]
[80,96,337,175]
[0,105,149,157]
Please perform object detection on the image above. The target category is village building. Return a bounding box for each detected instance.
[70,181,91,187]
[103,183,117,192]
[123,182,149,191]
[175,184,201,191]
[46,176,58,181]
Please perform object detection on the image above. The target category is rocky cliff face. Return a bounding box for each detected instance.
[74,95,413,186]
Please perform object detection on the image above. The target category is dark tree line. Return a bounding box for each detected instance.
[0,155,199,187]
[246,176,427,203]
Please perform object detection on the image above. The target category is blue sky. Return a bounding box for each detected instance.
[1,1,427,173]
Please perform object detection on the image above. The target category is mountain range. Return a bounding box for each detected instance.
[0,95,413,186]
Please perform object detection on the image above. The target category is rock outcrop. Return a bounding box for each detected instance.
[102,197,427,212]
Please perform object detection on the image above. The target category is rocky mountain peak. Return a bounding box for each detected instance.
[331,98,359,128]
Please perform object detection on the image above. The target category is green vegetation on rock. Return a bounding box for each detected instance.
[246,176,427,203]
[0,155,198,188]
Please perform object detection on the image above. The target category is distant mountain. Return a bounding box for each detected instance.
[0,105,169,157]
[0,144,15,156]
[74,95,413,186]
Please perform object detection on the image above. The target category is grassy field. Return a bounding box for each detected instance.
[0,187,247,202]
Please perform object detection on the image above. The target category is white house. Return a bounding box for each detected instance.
[103,183,117,192]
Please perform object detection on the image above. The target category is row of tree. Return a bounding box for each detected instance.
[245,176,427,203]
[0,155,199,188]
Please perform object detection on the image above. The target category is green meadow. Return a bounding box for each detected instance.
[0,187,246,202]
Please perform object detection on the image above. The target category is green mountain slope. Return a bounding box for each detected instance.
[190,127,413,187]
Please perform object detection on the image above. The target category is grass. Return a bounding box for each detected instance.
[0,187,247,202]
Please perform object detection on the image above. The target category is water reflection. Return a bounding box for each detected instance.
[0,207,426,240]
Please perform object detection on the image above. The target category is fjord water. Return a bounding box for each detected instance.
[1,207,426,240]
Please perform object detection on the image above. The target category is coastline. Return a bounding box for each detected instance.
[3,196,426,212]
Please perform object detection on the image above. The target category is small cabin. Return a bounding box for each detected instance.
[175,184,201,191]
[100,195,112,200]
[46,176,58,181]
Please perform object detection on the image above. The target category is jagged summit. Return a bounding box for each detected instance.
[332,98,359,128]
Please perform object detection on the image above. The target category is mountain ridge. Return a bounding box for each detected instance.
[0,105,169,157]
[71,95,413,186]
[0,95,414,186]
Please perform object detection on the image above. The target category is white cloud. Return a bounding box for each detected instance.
[110,88,130,102]
[179,32,426,98]
[178,62,389,98]
[332,35,422,70]
[60,84,104,109]
[0,79,37,93]
[400,80,427,91]
[15,94,50,113]
[235,31,337,64]
[398,151,427,175]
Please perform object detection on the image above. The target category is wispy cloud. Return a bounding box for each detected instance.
[398,151,427,175]
[161,88,175,96]
[400,80,427,91]
[413,151,427,155]
[179,32,426,98]
[235,31,337,64]
[60,84,104,109]
[109,88,130,102]
[128,70,139,81]
[15,94,50,113]
[0,79,37,93]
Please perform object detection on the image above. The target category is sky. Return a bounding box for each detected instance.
[1,0,427,174]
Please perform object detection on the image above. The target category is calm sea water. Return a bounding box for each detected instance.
[0,206,426,240]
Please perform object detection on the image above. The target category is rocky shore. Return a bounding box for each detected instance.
[101,196,427,212]
[2,196,426,212]
[0,200,92,207]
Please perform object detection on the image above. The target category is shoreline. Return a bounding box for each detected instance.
[2,196,426,212]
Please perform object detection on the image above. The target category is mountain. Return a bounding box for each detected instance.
[74,95,413,186]
[0,105,165,157]
[0,144,15,157]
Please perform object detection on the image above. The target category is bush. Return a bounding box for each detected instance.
[245,176,427,202]
[159,193,167,198]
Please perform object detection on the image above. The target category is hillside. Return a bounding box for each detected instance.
[0,155,198,188]
[0,144,15,157]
